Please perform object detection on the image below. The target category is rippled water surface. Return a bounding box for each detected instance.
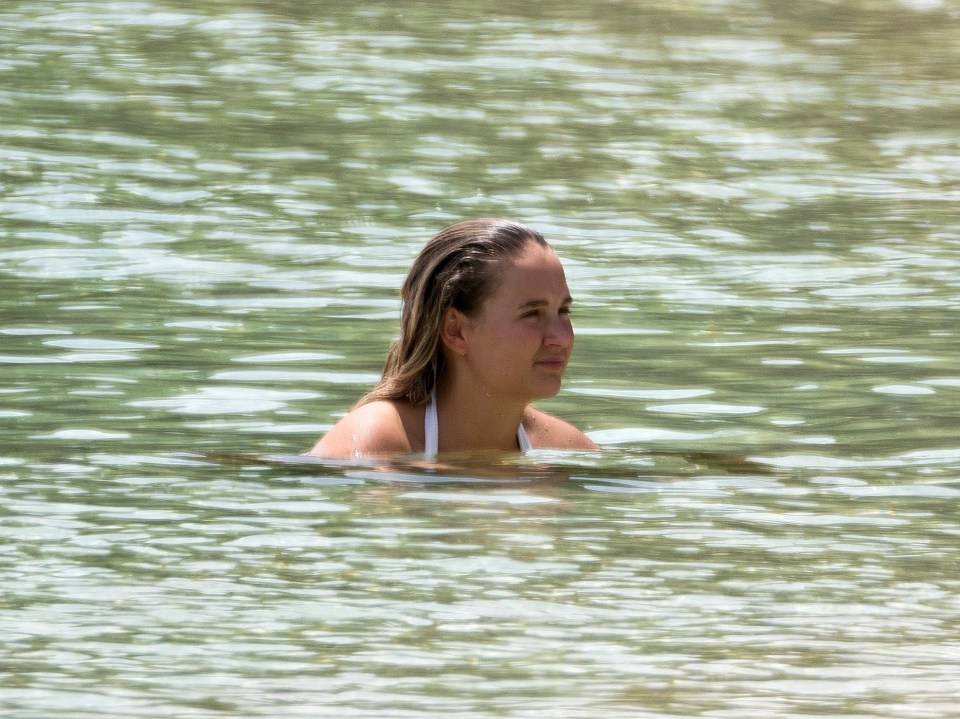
[3,0,960,716]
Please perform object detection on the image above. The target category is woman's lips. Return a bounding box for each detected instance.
[534,357,567,371]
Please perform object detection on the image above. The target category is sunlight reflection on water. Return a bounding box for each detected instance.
[2,0,960,716]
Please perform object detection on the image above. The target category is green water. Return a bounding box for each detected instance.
[2,0,960,716]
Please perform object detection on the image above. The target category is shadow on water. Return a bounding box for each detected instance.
[199,448,778,488]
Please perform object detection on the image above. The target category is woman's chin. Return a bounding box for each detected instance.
[530,377,563,400]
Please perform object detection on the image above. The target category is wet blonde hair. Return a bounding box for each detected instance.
[360,218,548,407]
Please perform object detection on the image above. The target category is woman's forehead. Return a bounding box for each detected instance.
[495,245,569,296]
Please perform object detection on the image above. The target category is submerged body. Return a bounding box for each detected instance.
[309,220,597,459]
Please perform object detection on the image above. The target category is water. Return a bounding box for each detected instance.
[2,0,960,716]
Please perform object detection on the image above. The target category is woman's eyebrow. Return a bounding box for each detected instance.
[517,296,574,309]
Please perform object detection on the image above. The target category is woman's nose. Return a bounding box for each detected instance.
[545,315,573,347]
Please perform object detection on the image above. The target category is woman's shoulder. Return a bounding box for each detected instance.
[523,406,598,451]
[308,399,423,458]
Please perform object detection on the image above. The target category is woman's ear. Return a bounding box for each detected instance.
[439,307,469,356]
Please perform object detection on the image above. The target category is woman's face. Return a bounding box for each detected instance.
[457,241,575,401]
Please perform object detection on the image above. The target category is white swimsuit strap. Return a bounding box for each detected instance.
[424,388,440,457]
[517,422,532,453]
[423,387,530,456]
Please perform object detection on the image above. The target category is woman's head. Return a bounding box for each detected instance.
[362,218,549,406]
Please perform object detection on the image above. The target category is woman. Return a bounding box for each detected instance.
[308,218,597,458]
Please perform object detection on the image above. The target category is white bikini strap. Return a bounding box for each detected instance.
[424,387,440,457]
[517,422,532,453]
